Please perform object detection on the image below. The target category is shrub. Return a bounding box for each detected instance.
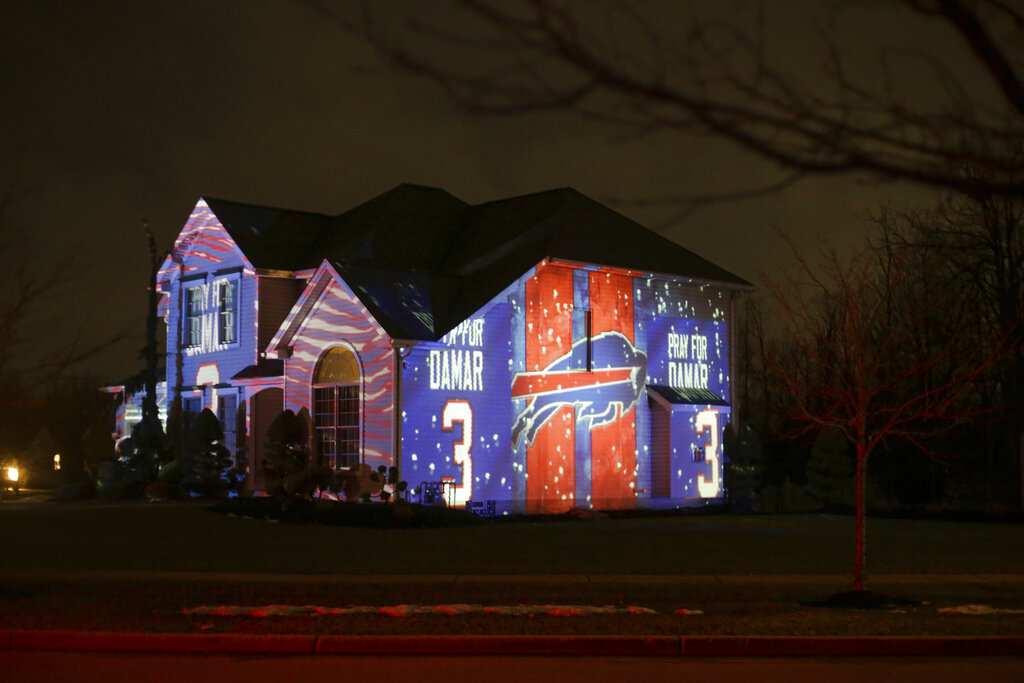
[208,497,484,528]
[182,408,233,497]
[262,410,334,500]
[96,479,131,502]
[56,481,95,502]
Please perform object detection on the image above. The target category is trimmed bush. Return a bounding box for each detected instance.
[96,479,132,502]
[208,497,484,529]
[182,408,233,497]
[56,481,96,502]
[144,482,180,502]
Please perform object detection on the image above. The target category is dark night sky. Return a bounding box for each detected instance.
[1,1,978,384]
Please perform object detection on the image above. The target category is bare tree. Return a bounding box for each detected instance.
[0,190,128,392]
[868,189,1024,502]
[763,238,1005,592]
[309,0,1024,202]
[0,189,132,484]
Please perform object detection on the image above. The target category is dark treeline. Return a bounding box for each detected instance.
[736,186,1023,515]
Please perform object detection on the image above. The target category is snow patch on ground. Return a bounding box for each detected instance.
[937,604,1024,615]
[181,603,699,617]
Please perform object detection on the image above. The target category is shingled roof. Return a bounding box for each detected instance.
[203,184,750,340]
[202,197,332,272]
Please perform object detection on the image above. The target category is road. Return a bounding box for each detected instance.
[3,652,1023,682]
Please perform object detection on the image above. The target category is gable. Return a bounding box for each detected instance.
[158,199,252,283]
[203,197,331,272]
[265,260,392,358]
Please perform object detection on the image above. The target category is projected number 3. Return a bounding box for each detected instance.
[442,400,473,507]
[696,409,720,498]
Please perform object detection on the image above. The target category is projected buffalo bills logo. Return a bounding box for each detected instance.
[511,331,647,447]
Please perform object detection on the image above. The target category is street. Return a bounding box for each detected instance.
[3,652,1023,683]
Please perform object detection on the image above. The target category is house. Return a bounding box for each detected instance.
[114,184,750,513]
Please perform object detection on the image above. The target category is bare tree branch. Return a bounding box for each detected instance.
[0,189,130,392]
[306,0,1024,200]
[762,232,1012,589]
[935,0,1024,115]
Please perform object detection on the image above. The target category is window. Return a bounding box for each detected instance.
[218,280,237,344]
[585,309,593,371]
[217,394,237,462]
[569,307,592,371]
[182,397,202,436]
[184,286,203,347]
[314,386,360,469]
[313,347,361,469]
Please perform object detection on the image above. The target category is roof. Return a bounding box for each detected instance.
[203,185,468,273]
[202,184,750,340]
[331,261,460,342]
[202,198,332,272]
[647,384,730,407]
[231,359,284,381]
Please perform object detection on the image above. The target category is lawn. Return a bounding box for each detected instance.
[1,502,1022,637]
[0,501,1021,576]
[3,575,1023,637]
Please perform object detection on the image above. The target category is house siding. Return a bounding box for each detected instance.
[401,298,514,509]
[257,276,307,353]
[649,396,671,498]
[400,260,732,514]
[281,275,395,472]
[641,275,731,505]
[158,201,262,434]
[121,192,744,508]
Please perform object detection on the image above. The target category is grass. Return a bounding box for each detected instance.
[0,501,1022,575]
[1,575,1022,637]
[206,497,486,529]
[0,501,1021,636]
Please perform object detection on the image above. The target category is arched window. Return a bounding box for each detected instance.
[313,346,361,469]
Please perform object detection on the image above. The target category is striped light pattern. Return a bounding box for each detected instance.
[278,268,395,471]
[117,197,735,510]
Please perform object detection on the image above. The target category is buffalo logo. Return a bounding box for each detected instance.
[511,331,647,448]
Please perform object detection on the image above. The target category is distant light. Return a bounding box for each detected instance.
[54,454,61,471]
[6,467,18,482]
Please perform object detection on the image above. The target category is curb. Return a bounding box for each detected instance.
[4,631,1024,656]
[679,636,1024,657]
[316,634,680,655]
[5,631,316,654]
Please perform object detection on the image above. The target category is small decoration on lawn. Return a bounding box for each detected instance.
[369,465,407,503]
